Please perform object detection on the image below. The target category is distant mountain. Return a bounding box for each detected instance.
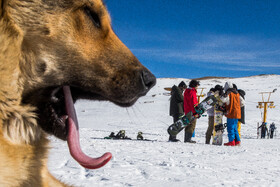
[191,74,278,80]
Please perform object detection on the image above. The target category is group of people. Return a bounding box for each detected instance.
[169,80,200,143]
[169,80,245,146]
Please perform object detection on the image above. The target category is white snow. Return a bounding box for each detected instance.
[48,75,280,187]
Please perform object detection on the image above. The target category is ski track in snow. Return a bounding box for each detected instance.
[48,75,280,187]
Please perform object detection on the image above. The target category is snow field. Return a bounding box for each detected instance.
[49,75,280,187]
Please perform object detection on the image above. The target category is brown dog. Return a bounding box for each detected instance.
[0,0,156,186]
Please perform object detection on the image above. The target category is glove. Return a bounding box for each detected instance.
[193,112,201,119]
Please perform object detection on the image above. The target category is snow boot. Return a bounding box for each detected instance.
[235,140,241,146]
[169,135,180,142]
[115,130,126,139]
[109,132,115,138]
[184,132,196,143]
[224,140,235,146]
[137,132,144,140]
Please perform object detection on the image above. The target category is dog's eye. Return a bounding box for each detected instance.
[84,6,101,28]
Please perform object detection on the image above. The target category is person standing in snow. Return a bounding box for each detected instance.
[221,81,245,146]
[259,122,268,138]
[233,84,246,138]
[205,85,224,144]
[205,87,215,144]
[184,80,200,143]
[169,81,187,142]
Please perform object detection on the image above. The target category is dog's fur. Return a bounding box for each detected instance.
[0,0,155,186]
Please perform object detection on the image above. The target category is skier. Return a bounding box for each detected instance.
[184,79,200,143]
[269,123,276,138]
[259,122,268,138]
[233,84,246,138]
[221,81,245,146]
[169,81,187,142]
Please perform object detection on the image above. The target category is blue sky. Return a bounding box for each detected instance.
[105,0,280,78]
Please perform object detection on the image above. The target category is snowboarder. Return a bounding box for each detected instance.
[169,81,187,142]
[233,84,246,138]
[205,85,224,144]
[205,88,215,144]
[221,81,245,146]
[184,79,200,143]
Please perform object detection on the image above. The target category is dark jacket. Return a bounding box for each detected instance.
[238,89,246,124]
[169,85,184,116]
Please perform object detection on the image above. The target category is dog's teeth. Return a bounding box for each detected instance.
[51,96,59,102]
[59,115,68,123]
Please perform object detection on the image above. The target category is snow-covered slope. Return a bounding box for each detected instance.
[48,75,280,187]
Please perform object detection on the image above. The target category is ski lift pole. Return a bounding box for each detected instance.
[262,102,269,123]
[256,89,277,123]
[197,87,206,103]
[257,101,274,123]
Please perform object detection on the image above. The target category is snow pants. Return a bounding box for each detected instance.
[205,116,214,144]
[227,118,240,142]
[237,121,241,138]
[185,118,197,134]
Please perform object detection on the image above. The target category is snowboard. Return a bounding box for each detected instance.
[167,94,219,136]
[212,105,226,145]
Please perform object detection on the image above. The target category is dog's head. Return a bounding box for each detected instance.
[0,0,156,168]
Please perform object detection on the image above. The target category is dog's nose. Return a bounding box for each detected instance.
[141,69,156,91]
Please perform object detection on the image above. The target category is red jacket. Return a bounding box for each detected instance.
[184,88,198,114]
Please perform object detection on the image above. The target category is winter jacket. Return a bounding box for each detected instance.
[237,89,246,124]
[238,89,245,99]
[184,87,198,115]
[222,89,244,119]
[169,85,184,116]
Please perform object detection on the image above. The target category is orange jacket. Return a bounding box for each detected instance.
[225,92,241,119]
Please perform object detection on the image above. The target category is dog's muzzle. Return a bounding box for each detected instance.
[140,69,156,95]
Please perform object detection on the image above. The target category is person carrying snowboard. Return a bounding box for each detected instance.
[169,81,187,142]
[205,87,215,144]
[205,85,224,144]
[184,79,200,143]
[221,81,245,146]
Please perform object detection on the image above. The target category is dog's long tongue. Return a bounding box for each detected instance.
[63,86,112,169]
